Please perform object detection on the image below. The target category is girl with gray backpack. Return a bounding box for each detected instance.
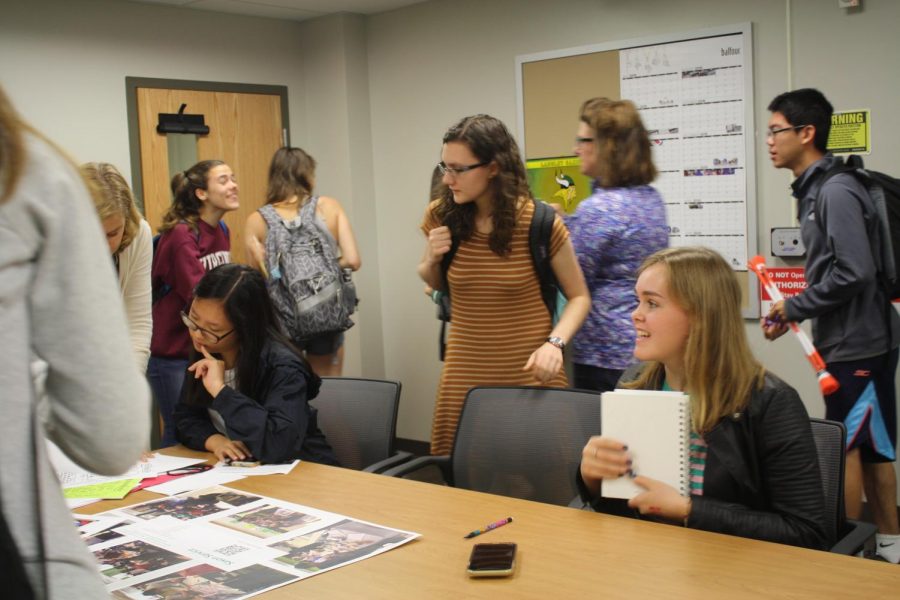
[245,147,360,376]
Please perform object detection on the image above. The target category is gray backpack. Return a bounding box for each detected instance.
[258,199,357,341]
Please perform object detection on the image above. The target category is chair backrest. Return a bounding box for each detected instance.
[809,418,846,544]
[310,377,401,471]
[451,386,603,506]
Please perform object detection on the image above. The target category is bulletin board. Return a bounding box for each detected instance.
[515,23,760,318]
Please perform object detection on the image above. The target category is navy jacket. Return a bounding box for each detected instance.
[578,371,831,550]
[174,340,338,466]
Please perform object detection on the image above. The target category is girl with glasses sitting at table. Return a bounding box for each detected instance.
[173,263,338,466]
[577,247,831,550]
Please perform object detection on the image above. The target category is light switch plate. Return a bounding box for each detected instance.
[771,228,805,257]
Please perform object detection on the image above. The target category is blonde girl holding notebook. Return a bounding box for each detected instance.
[578,247,831,550]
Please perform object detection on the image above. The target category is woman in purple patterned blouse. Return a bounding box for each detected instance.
[567,98,669,392]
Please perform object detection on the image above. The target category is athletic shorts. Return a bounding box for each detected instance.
[824,348,899,463]
[293,331,344,356]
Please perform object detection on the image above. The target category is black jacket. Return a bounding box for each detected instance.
[578,371,831,550]
[174,340,338,466]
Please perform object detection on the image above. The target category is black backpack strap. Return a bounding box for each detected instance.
[810,157,857,238]
[529,199,560,317]
[437,236,460,362]
[814,155,896,349]
[439,236,460,294]
[438,311,449,362]
[815,156,884,273]
[151,222,208,305]
[150,232,170,305]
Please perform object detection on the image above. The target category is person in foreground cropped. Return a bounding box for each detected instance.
[173,264,338,466]
[0,86,150,598]
[578,247,830,550]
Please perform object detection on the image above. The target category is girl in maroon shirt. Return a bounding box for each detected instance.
[149,160,239,446]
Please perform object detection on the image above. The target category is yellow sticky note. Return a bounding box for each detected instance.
[63,479,140,500]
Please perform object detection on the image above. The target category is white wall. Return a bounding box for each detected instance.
[0,0,379,377]
[295,14,385,378]
[2,0,899,474]
[0,0,308,174]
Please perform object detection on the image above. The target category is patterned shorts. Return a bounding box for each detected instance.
[824,348,898,463]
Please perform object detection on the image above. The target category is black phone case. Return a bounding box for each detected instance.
[467,543,516,571]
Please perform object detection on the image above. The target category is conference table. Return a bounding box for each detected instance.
[84,448,900,599]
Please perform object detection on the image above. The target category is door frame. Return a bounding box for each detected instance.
[125,76,290,213]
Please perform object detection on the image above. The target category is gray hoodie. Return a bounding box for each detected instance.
[0,134,150,598]
[785,154,900,362]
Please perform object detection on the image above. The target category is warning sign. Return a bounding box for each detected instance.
[827,109,870,154]
[759,267,807,314]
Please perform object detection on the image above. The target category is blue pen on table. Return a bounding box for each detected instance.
[464,517,513,539]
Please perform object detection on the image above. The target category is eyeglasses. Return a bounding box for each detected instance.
[437,161,489,177]
[766,124,809,139]
[165,464,213,477]
[575,136,596,145]
[180,311,235,344]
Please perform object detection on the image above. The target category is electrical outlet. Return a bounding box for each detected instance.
[771,228,805,257]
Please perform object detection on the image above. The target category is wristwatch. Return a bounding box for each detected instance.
[546,336,565,350]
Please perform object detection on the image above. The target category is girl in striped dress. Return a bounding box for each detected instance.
[418,114,590,455]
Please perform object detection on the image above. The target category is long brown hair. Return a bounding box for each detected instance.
[432,114,531,256]
[266,147,316,205]
[580,97,656,188]
[0,86,25,205]
[624,247,765,433]
[158,159,225,234]
[81,162,142,253]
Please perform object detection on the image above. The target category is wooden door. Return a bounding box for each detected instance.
[135,87,284,264]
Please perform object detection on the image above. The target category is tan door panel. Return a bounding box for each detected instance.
[135,87,283,265]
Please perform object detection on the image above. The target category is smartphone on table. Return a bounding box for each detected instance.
[466,543,517,578]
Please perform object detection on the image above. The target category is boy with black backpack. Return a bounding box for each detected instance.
[762,88,900,562]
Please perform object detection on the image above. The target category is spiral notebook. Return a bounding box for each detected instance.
[600,389,691,500]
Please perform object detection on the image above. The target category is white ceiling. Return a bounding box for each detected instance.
[117,0,430,22]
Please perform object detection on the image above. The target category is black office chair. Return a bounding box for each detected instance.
[809,418,878,555]
[383,386,603,507]
[310,377,412,473]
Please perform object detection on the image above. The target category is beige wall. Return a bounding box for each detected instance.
[364,0,900,448]
[0,0,307,176]
[2,1,899,481]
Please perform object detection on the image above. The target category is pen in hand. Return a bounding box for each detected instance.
[464,517,513,539]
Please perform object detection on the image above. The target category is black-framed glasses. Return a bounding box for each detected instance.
[180,311,235,344]
[575,136,596,145]
[437,161,489,177]
[766,124,809,139]
[165,464,213,477]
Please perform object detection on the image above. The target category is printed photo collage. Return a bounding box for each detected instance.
[75,485,419,599]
